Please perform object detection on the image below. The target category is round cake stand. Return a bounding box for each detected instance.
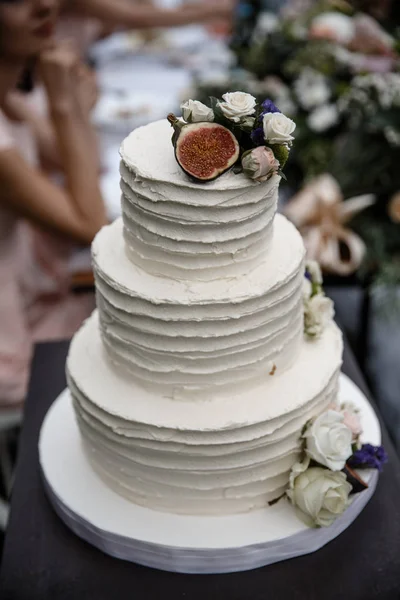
[39,373,380,574]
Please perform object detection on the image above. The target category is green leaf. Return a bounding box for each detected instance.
[269,144,289,168]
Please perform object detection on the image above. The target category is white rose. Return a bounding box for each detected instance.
[304,294,334,338]
[263,112,296,144]
[307,104,339,132]
[305,260,322,284]
[287,458,352,527]
[218,91,256,123]
[304,410,353,471]
[181,99,214,123]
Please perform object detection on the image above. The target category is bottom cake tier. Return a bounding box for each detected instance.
[67,311,343,516]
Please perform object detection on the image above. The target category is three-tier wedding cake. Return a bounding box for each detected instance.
[66,114,343,517]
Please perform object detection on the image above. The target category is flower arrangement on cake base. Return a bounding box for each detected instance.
[281,259,387,528]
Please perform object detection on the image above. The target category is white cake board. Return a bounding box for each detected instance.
[39,373,380,574]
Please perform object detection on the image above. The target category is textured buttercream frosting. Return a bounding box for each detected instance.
[119,120,280,280]
[68,118,344,516]
[68,312,342,515]
[93,215,305,396]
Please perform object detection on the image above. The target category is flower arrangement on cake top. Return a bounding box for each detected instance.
[167,91,295,183]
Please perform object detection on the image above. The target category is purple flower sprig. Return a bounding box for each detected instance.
[250,126,265,147]
[261,98,280,114]
[251,99,282,147]
[348,444,388,472]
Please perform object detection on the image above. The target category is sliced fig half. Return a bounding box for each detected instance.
[168,115,239,182]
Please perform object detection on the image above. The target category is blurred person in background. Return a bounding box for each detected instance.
[0,0,107,407]
[57,0,235,58]
[16,0,236,177]
[28,0,236,128]
[64,0,235,34]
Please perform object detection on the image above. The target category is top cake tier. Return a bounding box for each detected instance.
[120,120,280,281]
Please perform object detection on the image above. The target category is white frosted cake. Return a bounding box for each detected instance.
[67,119,343,516]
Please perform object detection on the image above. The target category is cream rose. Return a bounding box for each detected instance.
[304,410,353,471]
[181,99,214,123]
[305,260,322,284]
[218,91,256,123]
[287,458,352,527]
[241,146,279,182]
[263,112,296,144]
[304,294,334,338]
[302,277,312,302]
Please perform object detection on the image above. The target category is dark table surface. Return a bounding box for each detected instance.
[0,338,400,600]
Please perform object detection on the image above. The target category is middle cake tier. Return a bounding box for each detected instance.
[93,214,305,399]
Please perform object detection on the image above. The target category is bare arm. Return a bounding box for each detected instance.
[0,45,106,245]
[0,148,105,244]
[68,0,233,29]
[7,90,62,171]
[8,62,100,174]
[49,102,105,238]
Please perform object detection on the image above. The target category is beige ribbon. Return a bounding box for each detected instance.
[284,174,375,276]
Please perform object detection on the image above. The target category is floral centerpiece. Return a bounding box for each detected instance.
[168,92,295,183]
[192,3,400,285]
[197,3,399,188]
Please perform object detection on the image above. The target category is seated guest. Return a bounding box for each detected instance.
[0,0,107,407]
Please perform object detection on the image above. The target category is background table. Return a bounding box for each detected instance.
[0,338,400,600]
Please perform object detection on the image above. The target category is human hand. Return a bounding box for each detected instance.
[75,63,99,115]
[39,41,81,114]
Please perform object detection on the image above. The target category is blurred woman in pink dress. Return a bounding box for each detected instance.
[0,0,107,407]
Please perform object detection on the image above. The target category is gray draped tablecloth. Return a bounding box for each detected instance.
[0,337,399,600]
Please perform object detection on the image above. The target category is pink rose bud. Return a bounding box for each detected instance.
[342,410,363,441]
[242,146,279,182]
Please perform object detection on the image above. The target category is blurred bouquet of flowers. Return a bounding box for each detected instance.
[193,0,400,285]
